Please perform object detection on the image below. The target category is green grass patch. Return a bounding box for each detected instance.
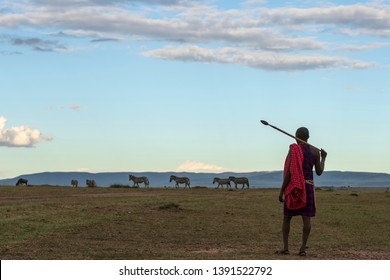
[0,186,389,260]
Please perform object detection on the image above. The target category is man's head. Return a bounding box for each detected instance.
[296,127,309,142]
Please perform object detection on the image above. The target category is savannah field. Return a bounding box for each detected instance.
[0,185,389,260]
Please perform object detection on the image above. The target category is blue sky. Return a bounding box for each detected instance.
[1,0,389,179]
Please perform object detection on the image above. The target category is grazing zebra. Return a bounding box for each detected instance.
[229,176,250,189]
[170,175,190,188]
[86,179,96,187]
[71,180,78,188]
[16,178,28,186]
[213,177,231,189]
[129,175,149,188]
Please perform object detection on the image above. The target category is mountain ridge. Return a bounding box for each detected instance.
[1,170,390,188]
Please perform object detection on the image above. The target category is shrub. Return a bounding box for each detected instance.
[158,202,181,211]
[110,184,131,188]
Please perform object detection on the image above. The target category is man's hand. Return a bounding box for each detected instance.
[320,149,327,159]
[279,192,284,203]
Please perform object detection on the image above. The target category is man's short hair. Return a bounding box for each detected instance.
[296,127,309,141]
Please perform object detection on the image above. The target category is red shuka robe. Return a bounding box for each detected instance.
[284,143,306,210]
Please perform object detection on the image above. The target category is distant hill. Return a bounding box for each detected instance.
[1,171,390,188]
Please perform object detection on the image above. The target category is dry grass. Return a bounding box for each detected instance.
[0,186,389,260]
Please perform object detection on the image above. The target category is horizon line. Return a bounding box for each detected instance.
[2,169,390,180]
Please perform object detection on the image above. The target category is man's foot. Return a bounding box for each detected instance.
[275,249,290,255]
[298,250,307,256]
[298,245,309,256]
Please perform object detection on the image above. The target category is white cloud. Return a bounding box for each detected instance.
[143,45,374,71]
[176,160,227,173]
[1,1,388,70]
[250,5,390,30]
[10,36,67,52]
[65,167,93,172]
[337,42,390,52]
[3,3,389,45]
[30,0,197,7]
[0,116,53,147]
[47,103,82,111]
[70,103,81,111]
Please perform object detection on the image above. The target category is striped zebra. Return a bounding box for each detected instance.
[213,177,231,189]
[86,179,96,187]
[71,180,78,188]
[170,175,190,188]
[129,175,149,188]
[16,178,28,186]
[229,176,250,189]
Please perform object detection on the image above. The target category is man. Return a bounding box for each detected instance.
[276,127,327,256]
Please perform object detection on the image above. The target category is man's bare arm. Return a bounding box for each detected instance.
[315,148,327,176]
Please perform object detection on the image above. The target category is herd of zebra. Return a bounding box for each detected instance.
[16,175,250,189]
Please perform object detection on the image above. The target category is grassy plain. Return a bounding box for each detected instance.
[0,186,389,260]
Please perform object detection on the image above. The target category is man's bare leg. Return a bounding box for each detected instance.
[282,216,292,251]
[300,216,311,255]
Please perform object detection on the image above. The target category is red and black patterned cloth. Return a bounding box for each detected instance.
[284,143,317,217]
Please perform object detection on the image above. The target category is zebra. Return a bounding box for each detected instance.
[129,175,149,188]
[170,175,190,188]
[229,176,250,189]
[16,178,28,186]
[71,180,78,188]
[213,177,231,189]
[86,179,96,187]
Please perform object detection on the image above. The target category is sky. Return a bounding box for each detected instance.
[0,0,389,179]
